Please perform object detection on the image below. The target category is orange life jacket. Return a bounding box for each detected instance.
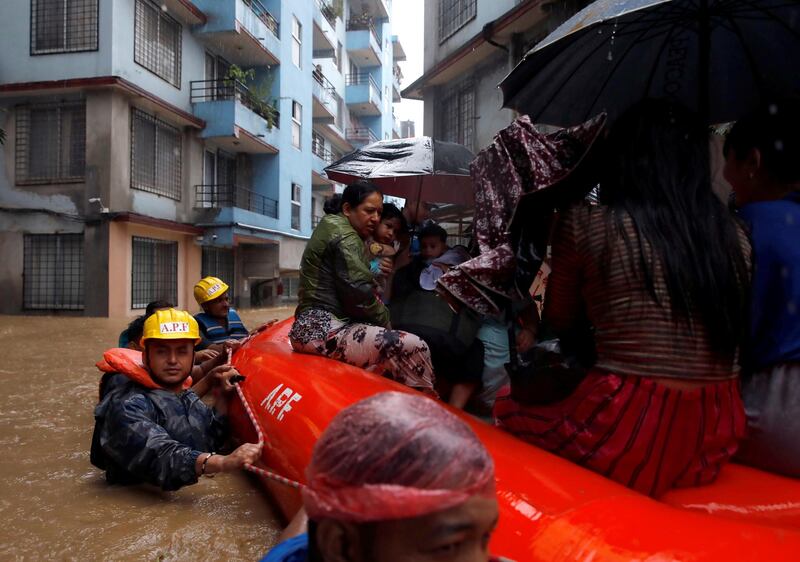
[96,348,192,398]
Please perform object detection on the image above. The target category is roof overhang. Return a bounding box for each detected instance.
[402,0,548,100]
[113,212,203,235]
[0,76,205,129]
[392,35,407,61]
[161,0,206,25]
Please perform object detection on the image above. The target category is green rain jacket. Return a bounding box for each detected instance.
[296,213,390,327]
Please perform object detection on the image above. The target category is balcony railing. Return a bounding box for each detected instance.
[316,0,338,27]
[346,127,378,144]
[312,68,337,105]
[346,72,381,103]
[312,135,334,163]
[346,17,380,48]
[190,79,279,128]
[195,184,278,218]
[242,0,279,37]
[313,214,323,227]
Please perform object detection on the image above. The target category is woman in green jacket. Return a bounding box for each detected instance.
[289,182,436,395]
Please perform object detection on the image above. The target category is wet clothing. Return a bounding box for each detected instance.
[295,213,390,327]
[91,371,227,491]
[495,369,745,497]
[261,534,308,562]
[289,308,436,395]
[195,309,248,348]
[546,205,750,380]
[738,193,800,371]
[737,363,800,477]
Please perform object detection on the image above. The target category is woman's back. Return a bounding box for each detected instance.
[545,204,751,380]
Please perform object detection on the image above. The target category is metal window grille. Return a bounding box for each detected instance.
[202,247,235,300]
[438,0,477,42]
[440,81,475,152]
[134,0,182,87]
[31,0,98,54]
[15,100,86,185]
[291,183,301,230]
[23,233,84,310]
[131,236,177,309]
[131,108,182,200]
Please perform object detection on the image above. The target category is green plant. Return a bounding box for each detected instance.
[331,0,343,19]
[225,64,278,129]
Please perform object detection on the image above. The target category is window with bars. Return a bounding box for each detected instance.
[31,0,99,54]
[131,236,177,309]
[134,0,182,87]
[202,247,235,300]
[131,108,183,200]
[292,16,302,68]
[440,81,476,152]
[438,0,477,42]
[15,100,86,185]
[23,233,84,310]
[291,101,302,149]
[291,183,301,230]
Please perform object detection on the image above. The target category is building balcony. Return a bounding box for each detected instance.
[346,127,378,146]
[345,73,382,116]
[191,79,280,153]
[192,0,279,66]
[350,0,389,19]
[313,0,337,57]
[392,35,407,62]
[161,0,206,25]
[312,131,339,184]
[346,18,381,66]
[312,69,337,123]
[195,184,278,218]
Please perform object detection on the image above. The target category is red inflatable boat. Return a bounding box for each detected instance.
[229,319,800,561]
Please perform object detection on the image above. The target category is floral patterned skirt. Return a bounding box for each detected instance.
[289,308,437,396]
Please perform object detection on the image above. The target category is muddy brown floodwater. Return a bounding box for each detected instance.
[0,307,296,561]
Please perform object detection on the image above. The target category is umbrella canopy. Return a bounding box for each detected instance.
[324,137,475,206]
[500,0,800,126]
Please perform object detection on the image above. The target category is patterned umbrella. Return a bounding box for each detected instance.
[500,0,800,125]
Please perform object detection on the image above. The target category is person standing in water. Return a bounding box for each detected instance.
[194,276,249,348]
[723,100,800,477]
[262,391,499,562]
[91,308,261,491]
[289,182,436,396]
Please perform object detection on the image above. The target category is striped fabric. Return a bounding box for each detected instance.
[495,370,745,497]
[545,204,750,381]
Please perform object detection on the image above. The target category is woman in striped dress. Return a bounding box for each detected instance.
[495,100,752,497]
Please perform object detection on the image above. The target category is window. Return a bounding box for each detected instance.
[131,236,177,309]
[438,0,477,42]
[31,0,98,54]
[440,81,476,152]
[291,16,302,68]
[291,101,302,149]
[131,108,182,200]
[202,247,235,300]
[134,0,182,87]
[15,100,86,185]
[335,40,343,73]
[23,233,84,310]
[291,183,301,230]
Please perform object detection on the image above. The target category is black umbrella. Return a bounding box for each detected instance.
[500,0,800,126]
[324,137,475,206]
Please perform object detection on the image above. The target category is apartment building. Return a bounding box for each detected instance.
[0,0,404,315]
[403,0,587,152]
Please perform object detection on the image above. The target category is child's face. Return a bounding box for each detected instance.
[420,236,448,261]
[375,217,401,245]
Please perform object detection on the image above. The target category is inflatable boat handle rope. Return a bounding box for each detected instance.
[226,345,305,490]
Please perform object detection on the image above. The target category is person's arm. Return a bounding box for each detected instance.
[332,233,390,326]
[543,208,584,335]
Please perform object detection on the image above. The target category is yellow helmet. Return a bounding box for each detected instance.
[141,309,201,345]
[194,276,229,305]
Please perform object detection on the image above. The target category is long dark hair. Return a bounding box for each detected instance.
[600,99,749,355]
[323,181,382,214]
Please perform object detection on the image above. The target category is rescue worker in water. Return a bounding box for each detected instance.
[194,276,249,348]
[90,309,261,491]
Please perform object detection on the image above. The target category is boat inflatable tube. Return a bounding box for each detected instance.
[228,319,800,561]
